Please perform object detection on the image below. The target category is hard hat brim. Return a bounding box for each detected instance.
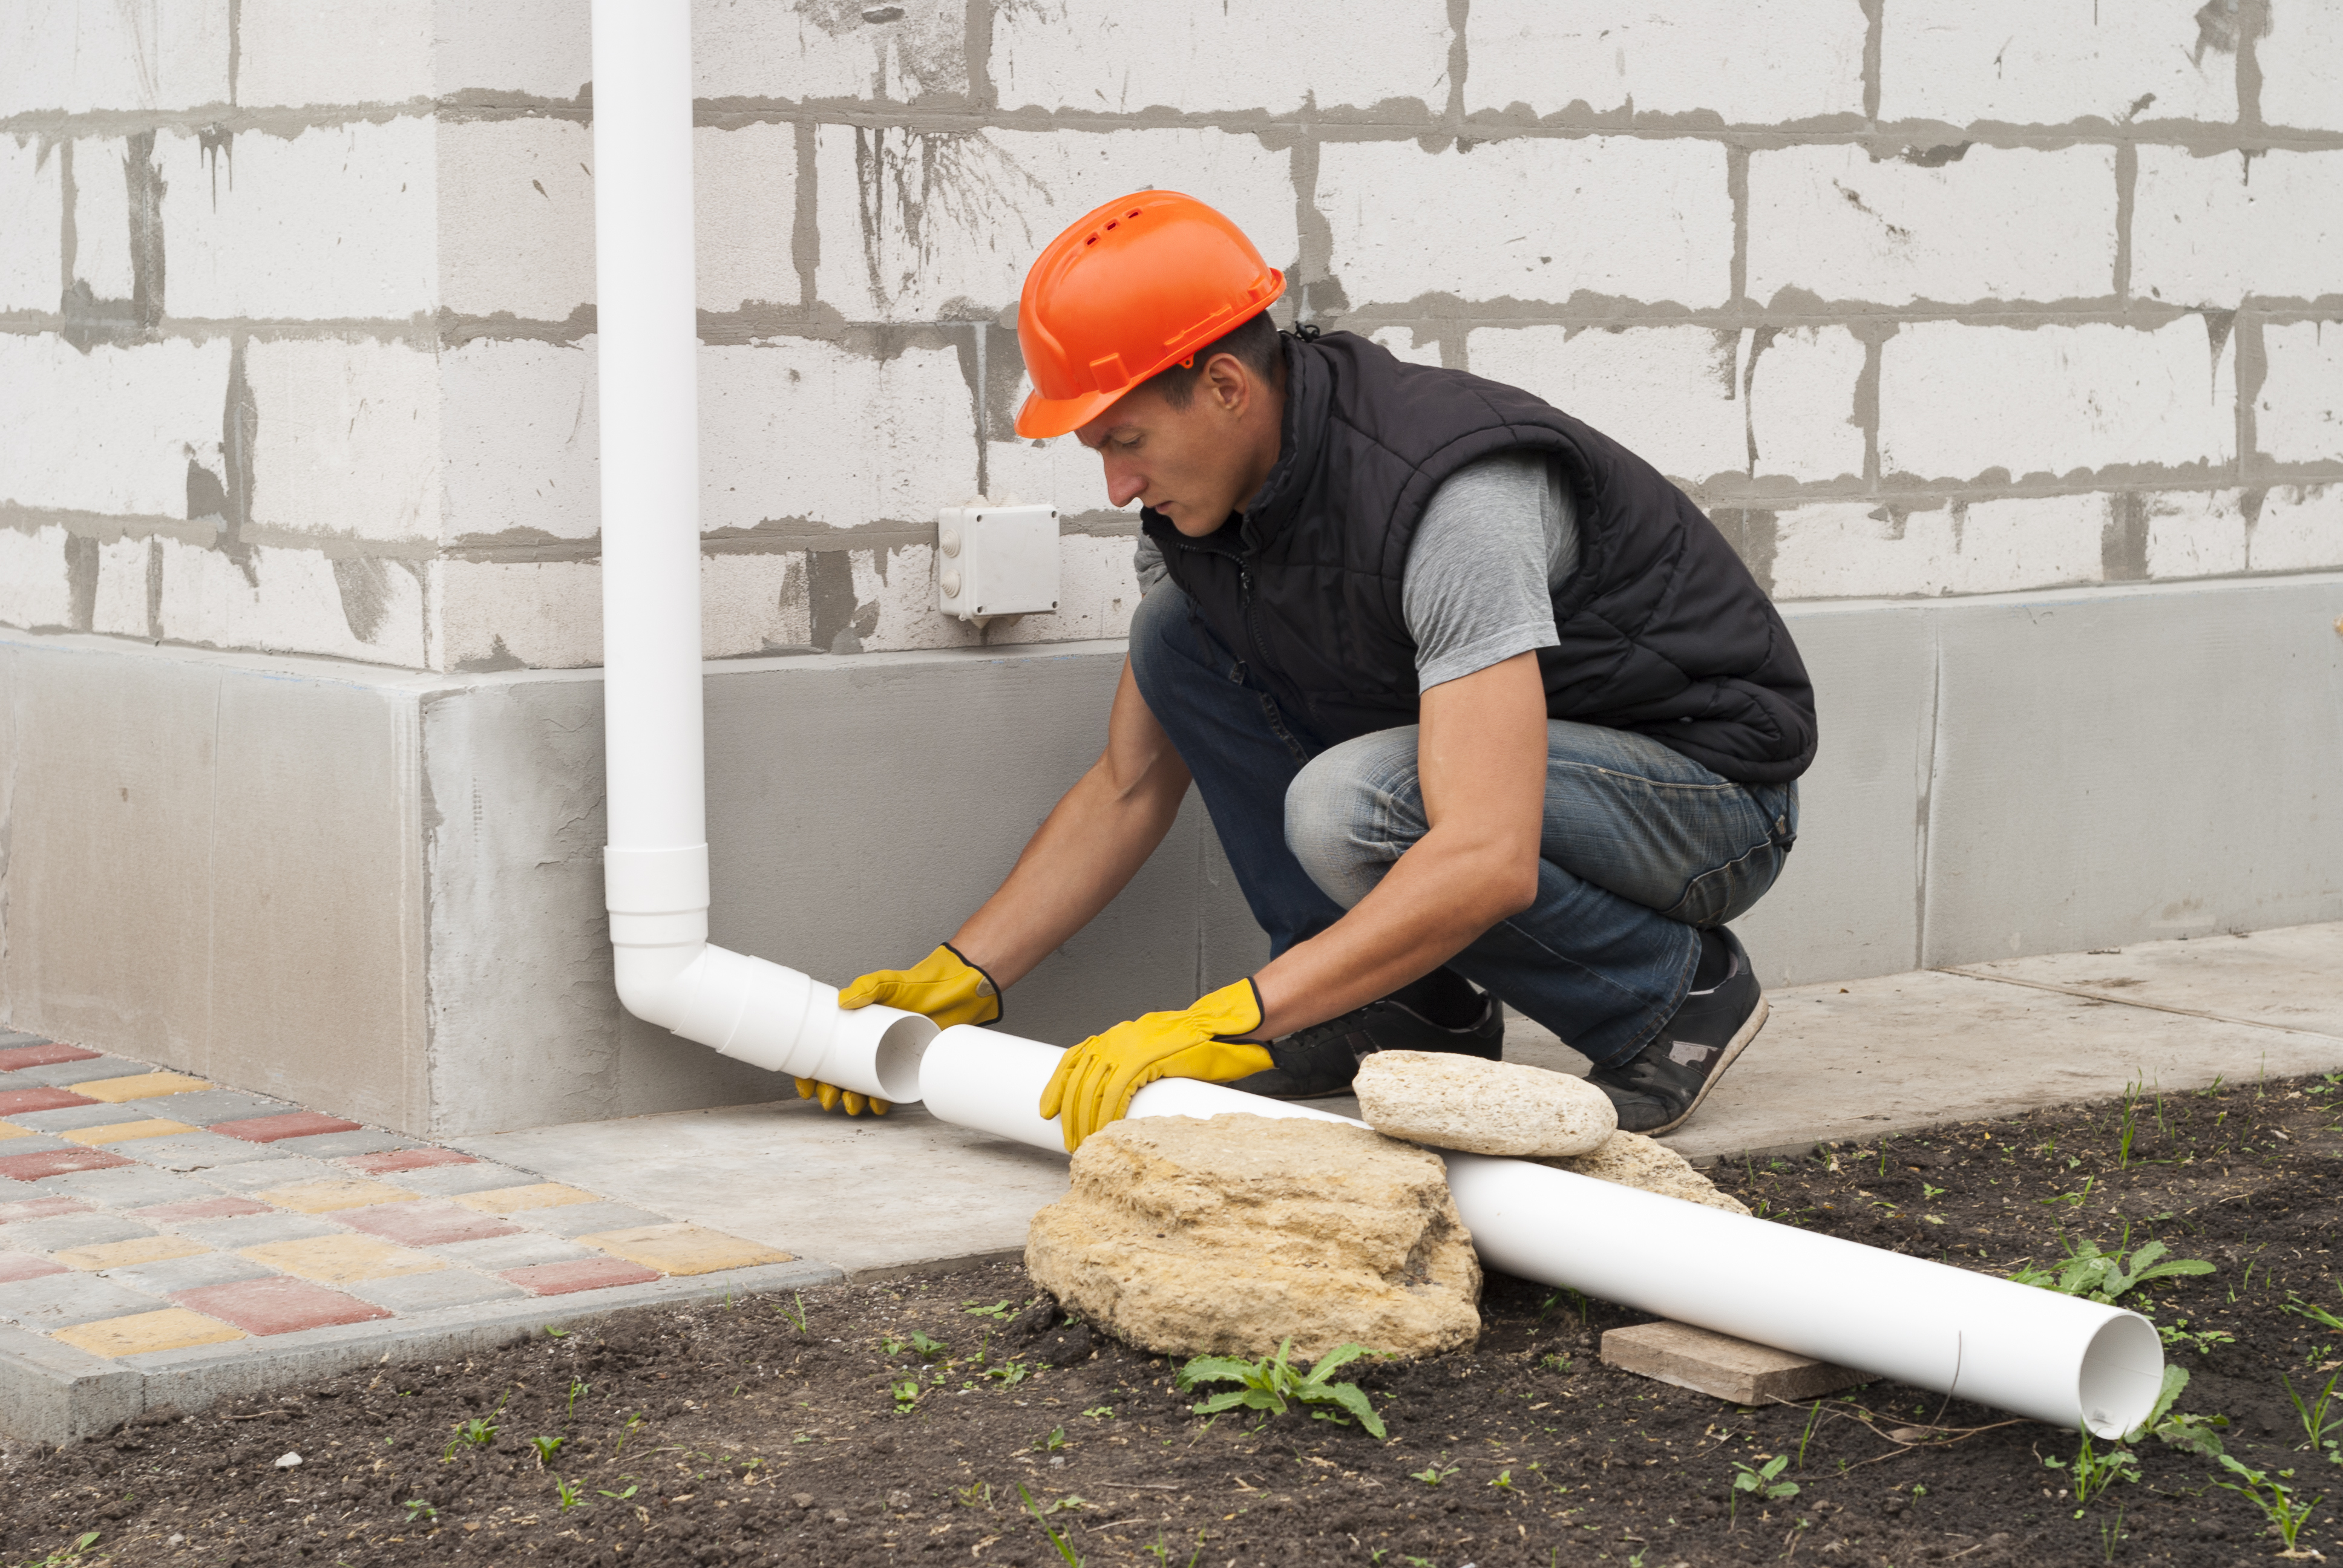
[1014,385,1130,440]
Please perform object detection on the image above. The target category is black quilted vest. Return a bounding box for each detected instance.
[1141,330,1818,785]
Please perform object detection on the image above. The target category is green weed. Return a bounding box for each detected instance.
[2211,1455,2322,1553]
[2044,1425,2138,1513]
[565,1379,589,1417]
[401,1498,438,1526]
[1180,1339,1387,1439]
[963,1299,1014,1320]
[528,1435,564,1468]
[1015,1483,1081,1567]
[2284,1371,2343,1459]
[1408,1460,1460,1488]
[2157,1319,2236,1356]
[553,1476,588,1510]
[1728,1454,1798,1524]
[1034,1426,1069,1453]
[2009,1234,2214,1305]
[776,1293,810,1334]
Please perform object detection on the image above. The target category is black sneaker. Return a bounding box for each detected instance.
[1227,976,1504,1100]
[1588,926,1768,1135]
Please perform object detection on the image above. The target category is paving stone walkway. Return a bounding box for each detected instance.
[0,1038,830,1446]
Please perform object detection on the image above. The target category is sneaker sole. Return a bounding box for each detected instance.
[1643,992,1769,1138]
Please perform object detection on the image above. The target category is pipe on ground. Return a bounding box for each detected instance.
[919,1027,2166,1437]
[590,0,2161,1439]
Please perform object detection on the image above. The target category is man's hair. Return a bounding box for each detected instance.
[1142,310,1282,409]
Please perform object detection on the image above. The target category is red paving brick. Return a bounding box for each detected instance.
[0,1043,102,1071]
[0,1147,136,1181]
[503,1258,664,1296]
[0,1195,93,1224]
[132,1195,274,1223]
[339,1147,478,1175]
[171,1276,392,1336]
[0,1251,70,1283]
[0,1086,99,1116]
[208,1111,363,1145]
[339,1201,522,1248]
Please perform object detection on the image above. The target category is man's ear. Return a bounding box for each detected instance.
[1203,351,1252,417]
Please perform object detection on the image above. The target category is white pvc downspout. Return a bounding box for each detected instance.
[588,0,2163,1438]
[589,0,932,1105]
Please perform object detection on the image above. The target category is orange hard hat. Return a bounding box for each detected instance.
[1014,191,1285,439]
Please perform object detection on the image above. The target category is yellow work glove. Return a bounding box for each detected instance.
[1038,978,1273,1152]
[804,943,1004,1116]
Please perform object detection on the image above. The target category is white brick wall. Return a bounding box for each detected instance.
[703,553,811,658]
[154,537,428,666]
[993,0,1450,117]
[2257,322,2343,466]
[1748,145,2116,305]
[2130,148,2343,308]
[1771,494,2105,599]
[1465,1,1866,125]
[1748,327,1867,483]
[439,0,592,101]
[2141,489,2248,578]
[1878,319,2233,482]
[0,1,231,117]
[440,338,600,543]
[0,524,74,629]
[0,137,60,313]
[1878,0,2236,126]
[0,336,232,518]
[699,339,975,533]
[246,338,442,546]
[68,137,135,300]
[1319,137,1732,308]
[2250,485,2343,573]
[2259,4,2343,134]
[1467,325,1746,485]
[697,0,967,103]
[235,0,434,108]
[88,534,150,638]
[815,126,1297,322]
[436,558,601,669]
[696,123,798,312]
[163,122,439,321]
[439,117,595,321]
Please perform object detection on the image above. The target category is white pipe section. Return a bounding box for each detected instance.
[920,1025,2165,1437]
[590,0,932,1103]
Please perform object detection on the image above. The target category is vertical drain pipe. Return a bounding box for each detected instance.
[590,0,932,1103]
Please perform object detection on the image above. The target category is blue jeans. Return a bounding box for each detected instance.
[1127,581,1798,1067]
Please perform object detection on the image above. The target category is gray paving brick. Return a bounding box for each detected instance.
[119,1089,292,1128]
[5,1214,156,1253]
[0,1272,167,1328]
[11,1059,158,1088]
[126,1131,287,1171]
[100,1252,277,1296]
[8,1101,169,1132]
[199,1157,346,1194]
[0,1135,76,1159]
[425,1232,597,1273]
[270,1130,419,1160]
[346,1269,527,1315]
[0,1031,54,1048]
[38,1166,220,1210]
[171,1212,344,1250]
[387,1161,543,1197]
[523,1202,673,1240]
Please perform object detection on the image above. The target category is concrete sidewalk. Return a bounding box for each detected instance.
[459,921,2343,1275]
[7,921,2340,1444]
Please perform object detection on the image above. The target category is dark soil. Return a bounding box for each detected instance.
[7,1072,2341,1568]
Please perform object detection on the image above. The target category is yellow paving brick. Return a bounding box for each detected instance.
[61,1118,196,1146]
[453,1183,599,1215]
[54,1235,210,1272]
[54,1307,245,1357]
[74,1071,212,1103]
[241,1233,445,1285]
[0,1121,30,1140]
[255,1177,420,1214]
[576,1223,791,1277]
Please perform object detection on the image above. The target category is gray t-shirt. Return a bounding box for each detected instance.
[1130,449,1579,692]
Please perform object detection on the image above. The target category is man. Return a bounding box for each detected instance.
[819,191,1815,1151]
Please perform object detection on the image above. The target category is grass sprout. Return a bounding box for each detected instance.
[1179,1339,1386,1439]
[2211,1454,2323,1553]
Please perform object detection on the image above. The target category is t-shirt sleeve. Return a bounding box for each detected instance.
[1401,449,1577,691]
[1133,532,1168,596]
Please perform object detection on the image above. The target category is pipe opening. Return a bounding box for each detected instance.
[872,1013,940,1105]
[2076,1311,2164,1437]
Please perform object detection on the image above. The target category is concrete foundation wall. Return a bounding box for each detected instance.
[7,573,2339,1138]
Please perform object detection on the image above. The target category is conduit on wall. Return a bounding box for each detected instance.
[590,0,934,1105]
[591,0,2161,1438]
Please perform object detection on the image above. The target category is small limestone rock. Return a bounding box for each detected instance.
[1538,1131,1750,1214]
[1025,1113,1480,1361]
[1353,1051,1616,1157]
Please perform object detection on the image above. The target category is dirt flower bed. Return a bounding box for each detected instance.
[5,1071,2340,1568]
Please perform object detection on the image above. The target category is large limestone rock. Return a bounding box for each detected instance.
[1025,1113,1481,1361]
[1354,1050,1616,1157]
[1539,1131,1751,1215]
